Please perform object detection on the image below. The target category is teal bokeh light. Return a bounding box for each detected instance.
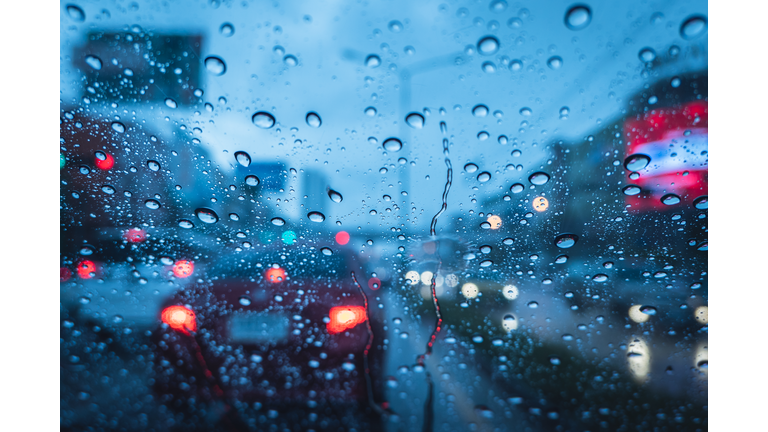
[281,230,297,245]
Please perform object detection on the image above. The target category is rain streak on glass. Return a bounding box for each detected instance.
[565,4,592,30]
[195,208,219,224]
[234,151,251,167]
[252,111,276,129]
[204,56,226,76]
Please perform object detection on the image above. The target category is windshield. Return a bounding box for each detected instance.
[60,1,708,431]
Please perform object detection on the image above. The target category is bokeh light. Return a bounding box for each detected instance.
[335,231,350,245]
[161,305,197,335]
[173,260,194,278]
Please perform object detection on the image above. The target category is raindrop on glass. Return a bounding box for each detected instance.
[365,107,377,116]
[271,217,286,226]
[477,36,500,55]
[405,112,425,129]
[547,56,563,70]
[661,193,681,206]
[220,23,234,37]
[472,104,489,117]
[306,111,322,128]
[66,4,85,22]
[388,20,403,32]
[638,47,656,62]
[693,195,708,210]
[178,219,194,229]
[111,122,125,133]
[365,54,381,68]
[565,5,592,30]
[624,154,650,171]
[383,138,403,152]
[528,172,550,185]
[510,183,524,193]
[308,211,325,222]
[147,160,160,171]
[195,208,219,224]
[464,163,478,173]
[622,185,641,196]
[245,175,260,186]
[252,111,276,129]
[328,189,343,203]
[204,56,226,76]
[145,199,160,210]
[85,55,102,70]
[235,151,251,167]
[477,172,491,182]
[555,233,579,249]
[680,15,707,40]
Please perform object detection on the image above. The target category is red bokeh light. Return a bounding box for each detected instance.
[265,267,286,283]
[335,231,350,245]
[94,153,115,170]
[173,260,194,278]
[368,277,381,290]
[123,228,147,243]
[161,305,197,335]
[327,306,367,334]
[77,260,96,279]
[60,267,72,282]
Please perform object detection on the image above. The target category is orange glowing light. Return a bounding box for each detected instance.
[487,215,502,229]
[77,260,96,279]
[161,305,197,334]
[123,228,147,243]
[327,306,367,334]
[265,267,287,283]
[335,231,350,245]
[95,153,115,170]
[173,260,194,278]
[533,196,549,212]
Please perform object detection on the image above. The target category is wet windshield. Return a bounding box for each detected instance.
[60,1,708,431]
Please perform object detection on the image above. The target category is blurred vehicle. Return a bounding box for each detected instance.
[150,242,389,431]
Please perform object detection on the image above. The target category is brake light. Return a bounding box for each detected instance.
[173,260,194,278]
[327,306,367,334]
[94,152,115,170]
[265,267,286,283]
[77,260,96,279]
[161,305,197,334]
[123,228,147,243]
[335,231,350,245]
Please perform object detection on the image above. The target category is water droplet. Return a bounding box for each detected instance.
[66,4,85,22]
[305,112,322,128]
[482,61,496,73]
[693,195,708,209]
[307,211,325,222]
[622,185,641,196]
[328,189,343,203]
[204,56,226,76]
[555,255,568,264]
[383,138,403,152]
[555,233,579,249]
[593,274,608,282]
[164,98,177,109]
[638,47,656,62]
[235,151,251,167]
[565,5,592,30]
[559,106,570,118]
[271,217,286,226]
[388,20,403,32]
[490,0,507,12]
[680,15,707,40]
[220,22,234,36]
[405,112,425,129]
[321,247,333,256]
[365,54,381,68]
[477,36,500,55]
[477,131,489,140]
[519,107,532,116]
[528,172,550,185]
[547,56,563,70]
[472,104,489,117]
[510,60,522,71]
[661,194,681,206]
[624,154,651,171]
[283,54,298,66]
[78,165,90,175]
[245,175,260,186]
[479,260,493,267]
[464,163,478,173]
[85,55,102,70]
[502,238,514,246]
[178,219,194,229]
[239,296,252,306]
[365,107,377,116]
[671,76,681,88]
[145,199,160,210]
[195,208,219,224]
[147,160,160,171]
[477,172,491,182]
[510,183,524,193]
[640,305,657,315]
[252,111,276,129]
[101,185,115,194]
[498,135,508,144]
[527,301,539,309]
[502,314,517,332]
[111,122,125,133]
[628,172,640,180]
[229,213,240,221]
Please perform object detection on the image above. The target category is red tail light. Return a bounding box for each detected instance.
[335,231,350,245]
[327,306,367,334]
[173,260,194,278]
[161,305,197,335]
[265,267,286,283]
[77,260,96,279]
